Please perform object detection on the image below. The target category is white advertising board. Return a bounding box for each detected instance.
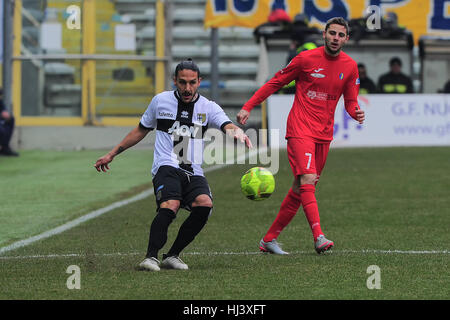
[267,94,450,148]
[40,22,62,50]
[115,24,136,51]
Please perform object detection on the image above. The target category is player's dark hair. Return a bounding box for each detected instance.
[325,17,349,35]
[174,58,200,78]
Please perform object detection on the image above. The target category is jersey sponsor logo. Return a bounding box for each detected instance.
[356,78,360,85]
[168,120,201,138]
[339,73,344,80]
[157,119,206,138]
[159,111,174,118]
[310,68,325,78]
[307,90,327,101]
[311,73,325,78]
[307,90,337,101]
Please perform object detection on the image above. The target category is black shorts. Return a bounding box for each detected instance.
[152,165,212,211]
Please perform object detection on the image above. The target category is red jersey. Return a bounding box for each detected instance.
[243,46,360,142]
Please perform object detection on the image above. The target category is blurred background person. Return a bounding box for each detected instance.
[0,88,19,157]
[282,41,318,94]
[377,57,413,93]
[442,80,450,93]
[357,63,377,94]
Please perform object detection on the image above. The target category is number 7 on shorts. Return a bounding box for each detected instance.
[305,152,312,170]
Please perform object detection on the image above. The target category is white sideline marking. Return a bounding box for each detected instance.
[0,249,448,261]
[0,190,153,255]
[0,148,265,256]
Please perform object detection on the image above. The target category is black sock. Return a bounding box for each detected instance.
[146,208,176,259]
[166,206,212,257]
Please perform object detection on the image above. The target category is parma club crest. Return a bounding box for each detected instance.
[196,113,206,124]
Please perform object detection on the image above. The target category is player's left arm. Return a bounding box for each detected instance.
[223,122,253,149]
[209,102,253,148]
[343,64,365,124]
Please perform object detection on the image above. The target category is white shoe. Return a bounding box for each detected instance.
[314,235,334,254]
[259,238,289,255]
[160,255,189,270]
[139,257,161,271]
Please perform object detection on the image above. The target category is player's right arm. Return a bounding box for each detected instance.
[94,124,151,172]
[237,55,303,125]
[95,96,157,172]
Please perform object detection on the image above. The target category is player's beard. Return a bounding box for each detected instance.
[325,40,342,56]
[178,89,198,103]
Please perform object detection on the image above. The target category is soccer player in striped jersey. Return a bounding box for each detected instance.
[237,17,365,255]
[95,59,252,271]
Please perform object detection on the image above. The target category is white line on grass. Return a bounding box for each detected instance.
[0,148,265,255]
[0,249,448,260]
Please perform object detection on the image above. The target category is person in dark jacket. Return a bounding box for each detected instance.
[0,88,19,156]
[442,80,450,93]
[357,63,377,94]
[377,57,413,93]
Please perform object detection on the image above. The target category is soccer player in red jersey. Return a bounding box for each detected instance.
[237,17,365,254]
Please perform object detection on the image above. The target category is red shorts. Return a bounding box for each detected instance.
[287,137,330,178]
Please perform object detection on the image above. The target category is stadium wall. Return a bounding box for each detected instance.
[10,126,155,150]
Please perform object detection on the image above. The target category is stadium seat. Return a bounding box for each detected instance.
[44,83,81,108]
[44,63,76,77]
[120,9,156,24]
[174,62,258,75]
[172,45,260,59]
[219,27,255,40]
[114,0,156,13]
[173,26,210,39]
[172,45,211,58]
[173,8,205,21]
[136,26,156,40]
[224,80,259,92]
[219,45,260,58]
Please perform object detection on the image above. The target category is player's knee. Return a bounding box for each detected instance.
[191,194,213,208]
[300,173,317,185]
[160,199,180,213]
[291,177,301,193]
[191,206,212,223]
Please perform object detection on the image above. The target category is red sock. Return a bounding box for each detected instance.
[299,184,323,241]
[263,188,302,242]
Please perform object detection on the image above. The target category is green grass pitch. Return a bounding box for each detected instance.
[0,147,449,300]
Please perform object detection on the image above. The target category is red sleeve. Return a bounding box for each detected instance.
[242,55,302,112]
[343,63,360,120]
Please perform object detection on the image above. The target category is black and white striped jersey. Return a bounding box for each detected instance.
[140,90,232,177]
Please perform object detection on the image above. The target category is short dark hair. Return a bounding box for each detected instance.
[389,57,402,67]
[357,63,366,69]
[325,17,349,35]
[174,58,200,78]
